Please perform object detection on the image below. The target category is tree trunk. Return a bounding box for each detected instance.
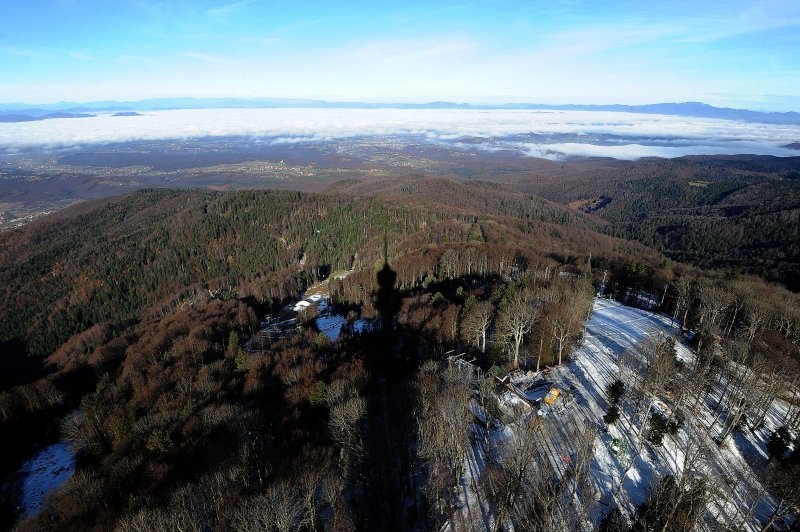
[637,402,654,443]
[759,500,785,532]
[536,337,542,373]
[557,335,564,366]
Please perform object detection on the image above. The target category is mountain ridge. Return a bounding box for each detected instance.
[1,98,798,125]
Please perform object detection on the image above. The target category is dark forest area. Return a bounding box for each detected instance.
[497,155,800,291]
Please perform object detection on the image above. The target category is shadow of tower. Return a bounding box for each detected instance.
[374,235,401,334]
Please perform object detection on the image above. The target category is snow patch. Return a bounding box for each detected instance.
[18,442,75,518]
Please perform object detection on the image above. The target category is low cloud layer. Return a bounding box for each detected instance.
[1,108,799,160]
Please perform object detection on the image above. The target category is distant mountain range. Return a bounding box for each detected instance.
[0,110,145,123]
[0,112,95,123]
[1,98,799,125]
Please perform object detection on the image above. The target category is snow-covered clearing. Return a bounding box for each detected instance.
[248,271,370,348]
[452,298,791,531]
[314,299,370,340]
[17,441,75,518]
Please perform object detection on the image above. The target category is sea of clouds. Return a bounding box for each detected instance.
[1,108,799,160]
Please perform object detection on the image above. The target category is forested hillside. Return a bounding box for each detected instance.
[506,155,800,290]
[0,189,391,359]
[0,183,659,365]
[1,182,798,531]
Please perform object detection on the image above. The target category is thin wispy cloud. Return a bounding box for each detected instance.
[1,46,40,58]
[41,47,96,62]
[671,2,800,43]
[237,35,280,46]
[0,45,95,61]
[112,54,158,65]
[339,37,476,65]
[128,0,167,19]
[206,1,252,18]
[180,51,231,64]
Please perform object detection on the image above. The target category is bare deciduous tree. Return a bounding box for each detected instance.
[416,360,473,521]
[495,289,539,368]
[619,335,676,443]
[481,415,555,532]
[229,480,305,532]
[438,248,460,279]
[327,378,367,479]
[461,299,494,353]
[673,275,694,330]
[697,280,731,336]
[759,461,800,532]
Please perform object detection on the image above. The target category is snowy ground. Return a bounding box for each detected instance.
[452,298,790,531]
[248,273,369,349]
[17,441,75,518]
[289,270,370,341]
[314,299,370,340]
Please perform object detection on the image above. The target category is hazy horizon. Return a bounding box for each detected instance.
[1,96,799,115]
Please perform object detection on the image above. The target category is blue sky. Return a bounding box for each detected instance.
[1,0,799,110]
